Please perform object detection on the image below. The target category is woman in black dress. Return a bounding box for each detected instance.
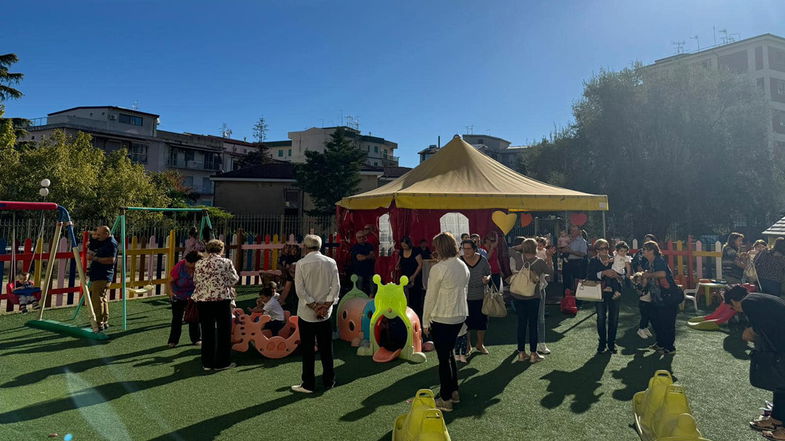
[396,236,424,321]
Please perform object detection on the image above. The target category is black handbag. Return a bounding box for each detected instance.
[750,331,785,392]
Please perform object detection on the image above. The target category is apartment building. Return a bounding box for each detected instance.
[19,106,258,205]
[648,33,785,151]
[266,126,399,167]
[418,135,529,168]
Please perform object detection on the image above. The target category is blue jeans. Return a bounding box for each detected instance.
[595,295,620,349]
[513,298,540,353]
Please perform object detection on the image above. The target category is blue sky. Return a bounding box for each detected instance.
[3,0,784,167]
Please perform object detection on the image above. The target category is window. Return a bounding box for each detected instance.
[374,161,378,166]
[383,150,388,158]
[202,177,213,194]
[184,150,195,162]
[477,139,484,145]
[284,188,300,208]
[373,145,378,153]
[757,77,765,91]
[378,214,394,257]
[439,213,469,237]
[118,113,143,126]
[278,150,283,157]
[183,176,193,188]
[769,46,785,73]
[756,46,764,70]
[773,109,785,134]
[288,149,292,156]
[204,153,222,170]
[129,143,148,163]
[772,78,785,102]
[718,50,748,74]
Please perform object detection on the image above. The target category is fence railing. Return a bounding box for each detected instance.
[629,236,724,289]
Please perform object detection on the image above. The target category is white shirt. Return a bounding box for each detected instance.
[294,251,341,322]
[263,294,285,322]
[423,257,470,326]
[612,253,632,275]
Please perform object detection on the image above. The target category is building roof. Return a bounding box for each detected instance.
[382,166,412,179]
[763,215,785,237]
[463,133,512,144]
[418,145,440,155]
[265,140,293,147]
[338,136,609,211]
[653,33,785,65]
[48,106,160,118]
[211,161,384,181]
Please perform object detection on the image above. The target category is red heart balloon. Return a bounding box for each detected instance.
[570,212,588,226]
[519,213,533,227]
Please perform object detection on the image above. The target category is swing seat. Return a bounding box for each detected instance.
[5,282,42,306]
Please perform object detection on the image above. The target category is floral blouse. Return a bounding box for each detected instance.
[193,254,239,302]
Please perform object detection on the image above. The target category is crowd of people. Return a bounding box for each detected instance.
[76,223,785,429]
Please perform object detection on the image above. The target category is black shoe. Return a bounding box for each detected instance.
[324,380,336,390]
[607,346,618,354]
[597,345,606,354]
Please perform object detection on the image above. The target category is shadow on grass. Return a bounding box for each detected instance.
[610,351,674,401]
[539,352,611,413]
[722,329,750,361]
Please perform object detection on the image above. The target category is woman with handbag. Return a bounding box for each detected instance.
[509,238,553,363]
[587,239,623,354]
[167,251,202,348]
[724,287,785,439]
[459,239,492,355]
[193,239,240,371]
[640,240,680,356]
[423,232,470,412]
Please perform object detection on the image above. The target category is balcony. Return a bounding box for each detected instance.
[167,158,222,171]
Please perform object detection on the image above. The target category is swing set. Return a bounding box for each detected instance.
[0,203,211,340]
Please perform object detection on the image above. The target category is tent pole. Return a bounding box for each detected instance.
[602,211,607,239]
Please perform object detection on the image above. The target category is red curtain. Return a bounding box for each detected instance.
[336,204,514,283]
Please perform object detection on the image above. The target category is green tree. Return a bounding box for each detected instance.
[295,127,367,216]
[236,147,270,168]
[0,54,23,101]
[252,117,268,142]
[524,64,783,239]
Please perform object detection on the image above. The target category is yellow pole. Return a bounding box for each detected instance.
[37,222,63,320]
[33,237,43,287]
[72,246,96,324]
[167,230,176,296]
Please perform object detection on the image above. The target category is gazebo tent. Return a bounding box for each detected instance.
[336,136,609,279]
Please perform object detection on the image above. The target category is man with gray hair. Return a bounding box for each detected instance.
[291,234,340,394]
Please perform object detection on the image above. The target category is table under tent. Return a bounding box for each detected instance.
[335,135,609,281]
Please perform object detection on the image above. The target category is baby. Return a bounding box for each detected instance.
[13,272,40,313]
[613,241,633,277]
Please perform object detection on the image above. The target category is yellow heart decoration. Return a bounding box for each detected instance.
[491,211,517,235]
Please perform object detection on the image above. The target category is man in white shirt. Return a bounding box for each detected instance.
[291,235,341,394]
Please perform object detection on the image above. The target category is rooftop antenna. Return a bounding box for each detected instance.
[713,25,717,45]
[464,125,474,135]
[719,29,729,44]
[345,114,360,131]
[690,35,700,51]
[672,41,685,54]
[131,100,139,110]
[220,123,232,138]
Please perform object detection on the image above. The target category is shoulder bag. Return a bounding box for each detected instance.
[481,281,507,317]
[509,260,539,297]
[575,279,603,302]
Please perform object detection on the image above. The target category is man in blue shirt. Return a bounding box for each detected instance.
[351,231,375,295]
[560,225,588,295]
[88,226,118,332]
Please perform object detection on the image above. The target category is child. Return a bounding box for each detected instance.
[454,323,469,363]
[612,241,633,279]
[631,270,654,339]
[249,283,286,335]
[536,237,548,260]
[13,273,40,313]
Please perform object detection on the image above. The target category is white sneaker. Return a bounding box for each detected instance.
[637,328,650,339]
[291,384,314,394]
[537,343,551,355]
[644,328,654,338]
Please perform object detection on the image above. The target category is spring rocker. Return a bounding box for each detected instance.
[392,389,451,441]
[357,275,426,363]
[632,370,712,441]
[231,309,301,358]
[336,274,371,346]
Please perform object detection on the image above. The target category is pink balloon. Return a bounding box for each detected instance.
[519,213,533,227]
[570,212,588,226]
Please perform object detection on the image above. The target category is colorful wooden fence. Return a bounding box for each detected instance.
[1,230,341,314]
[630,237,724,289]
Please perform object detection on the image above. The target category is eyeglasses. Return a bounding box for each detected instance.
[597,246,609,250]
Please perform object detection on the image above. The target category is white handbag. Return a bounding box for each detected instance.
[575,279,603,302]
[509,261,539,297]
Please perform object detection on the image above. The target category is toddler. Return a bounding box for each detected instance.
[13,272,40,313]
[612,242,633,278]
[454,323,469,363]
[249,283,286,335]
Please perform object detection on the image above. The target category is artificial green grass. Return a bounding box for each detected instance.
[0,288,766,441]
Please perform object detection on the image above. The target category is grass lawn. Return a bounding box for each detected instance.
[0,287,768,441]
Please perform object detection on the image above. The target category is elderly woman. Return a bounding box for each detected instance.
[193,239,239,371]
[722,232,746,284]
[755,238,785,296]
[640,241,679,355]
[423,232,470,412]
[512,238,553,363]
[459,239,492,354]
[587,239,623,354]
[167,251,202,348]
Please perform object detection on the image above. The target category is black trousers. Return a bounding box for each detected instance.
[638,300,653,329]
[406,277,424,323]
[513,298,540,353]
[774,390,785,421]
[652,304,678,351]
[197,300,233,369]
[596,296,620,349]
[299,318,335,391]
[431,322,462,401]
[563,259,586,294]
[169,299,201,345]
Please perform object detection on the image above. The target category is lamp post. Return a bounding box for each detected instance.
[39,178,50,199]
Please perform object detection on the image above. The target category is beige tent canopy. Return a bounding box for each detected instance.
[338,136,609,211]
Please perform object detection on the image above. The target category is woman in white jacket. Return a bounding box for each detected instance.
[423,232,470,412]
